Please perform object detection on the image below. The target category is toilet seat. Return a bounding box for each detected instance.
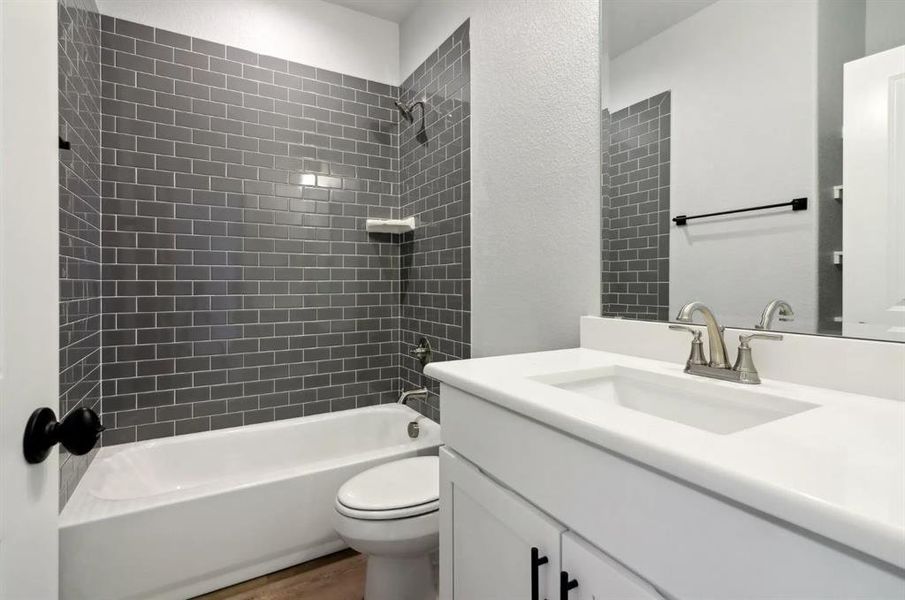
[335,456,439,521]
[336,498,439,520]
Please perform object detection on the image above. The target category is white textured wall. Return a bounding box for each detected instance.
[866,0,905,55]
[94,0,400,84]
[610,0,819,332]
[600,0,610,109]
[401,1,601,357]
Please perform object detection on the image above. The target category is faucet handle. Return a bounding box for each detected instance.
[668,325,707,368]
[409,337,432,368]
[668,324,702,337]
[738,332,783,347]
[733,332,782,384]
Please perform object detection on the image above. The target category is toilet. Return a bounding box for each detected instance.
[333,456,440,600]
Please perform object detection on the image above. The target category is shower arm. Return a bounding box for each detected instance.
[399,100,426,129]
[409,101,426,130]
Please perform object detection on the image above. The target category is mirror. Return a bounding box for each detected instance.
[600,0,905,341]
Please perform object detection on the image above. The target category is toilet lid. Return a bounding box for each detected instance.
[336,456,439,519]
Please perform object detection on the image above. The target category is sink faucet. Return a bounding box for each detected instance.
[672,302,782,384]
[755,299,794,330]
[675,302,731,368]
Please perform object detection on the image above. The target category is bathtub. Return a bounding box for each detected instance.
[59,404,440,600]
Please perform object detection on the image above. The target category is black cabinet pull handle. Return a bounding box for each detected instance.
[560,570,578,600]
[23,407,104,464]
[531,547,549,600]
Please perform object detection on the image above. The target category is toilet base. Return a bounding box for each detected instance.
[364,554,436,600]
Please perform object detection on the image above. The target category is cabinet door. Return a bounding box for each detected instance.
[440,448,563,600]
[560,532,664,600]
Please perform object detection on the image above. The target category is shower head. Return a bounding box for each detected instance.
[394,100,415,123]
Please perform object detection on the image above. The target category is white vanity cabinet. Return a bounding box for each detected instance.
[440,448,666,600]
[438,384,905,600]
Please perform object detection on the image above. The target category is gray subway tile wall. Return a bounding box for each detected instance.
[59,0,102,508]
[398,22,471,422]
[99,17,401,444]
[97,18,470,443]
[601,108,611,314]
[601,92,671,321]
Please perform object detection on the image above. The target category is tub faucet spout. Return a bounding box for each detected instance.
[398,388,428,406]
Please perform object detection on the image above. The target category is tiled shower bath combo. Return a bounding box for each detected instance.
[59,14,470,505]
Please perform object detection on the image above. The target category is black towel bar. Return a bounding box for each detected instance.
[673,197,807,226]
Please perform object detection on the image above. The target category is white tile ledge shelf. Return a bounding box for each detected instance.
[365,217,416,234]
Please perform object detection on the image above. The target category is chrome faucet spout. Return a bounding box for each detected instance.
[675,302,731,368]
[398,388,428,406]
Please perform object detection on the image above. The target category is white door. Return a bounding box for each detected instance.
[843,45,905,341]
[560,532,664,600]
[439,448,563,600]
[0,0,61,598]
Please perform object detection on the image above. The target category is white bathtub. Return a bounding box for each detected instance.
[59,404,441,600]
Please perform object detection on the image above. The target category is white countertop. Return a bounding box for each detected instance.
[425,348,905,570]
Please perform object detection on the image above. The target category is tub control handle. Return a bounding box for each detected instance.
[409,337,432,368]
[531,547,549,600]
[23,406,104,464]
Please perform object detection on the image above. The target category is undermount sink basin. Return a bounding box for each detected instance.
[531,366,818,434]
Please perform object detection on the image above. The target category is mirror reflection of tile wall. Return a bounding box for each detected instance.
[601,92,670,322]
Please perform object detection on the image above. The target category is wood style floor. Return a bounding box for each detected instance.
[195,550,366,600]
